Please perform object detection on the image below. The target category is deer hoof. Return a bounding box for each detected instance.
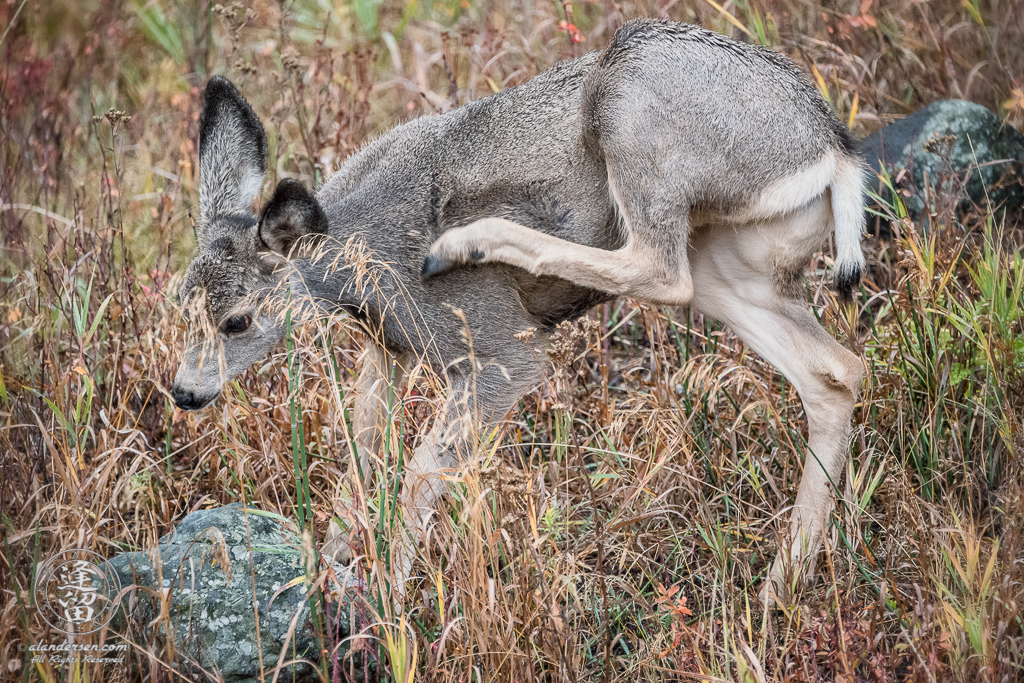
[322,519,355,565]
[421,253,458,280]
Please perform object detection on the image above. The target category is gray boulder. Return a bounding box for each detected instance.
[859,99,1024,222]
[104,503,365,682]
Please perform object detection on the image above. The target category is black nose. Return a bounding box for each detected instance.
[172,385,208,411]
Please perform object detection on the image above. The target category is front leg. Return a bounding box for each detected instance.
[389,357,544,599]
[323,343,407,564]
[391,422,459,597]
[352,344,408,481]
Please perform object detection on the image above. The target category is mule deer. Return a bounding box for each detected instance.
[171,19,866,605]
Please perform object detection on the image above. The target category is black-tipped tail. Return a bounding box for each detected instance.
[834,264,862,302]
[831,155,867,304]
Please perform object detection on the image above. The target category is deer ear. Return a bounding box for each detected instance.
[258,179,329,256]
[198,76,267,228]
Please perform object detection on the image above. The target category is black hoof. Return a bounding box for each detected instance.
[421,253,455,281]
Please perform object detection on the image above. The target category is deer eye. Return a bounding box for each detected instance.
[222,314,252,335]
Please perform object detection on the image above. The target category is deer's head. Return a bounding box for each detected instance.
[172,77,327,410]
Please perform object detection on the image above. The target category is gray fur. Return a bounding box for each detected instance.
[173,17,862,418]
[174,18,857,416]
[173,21,864,601]
[197,76,268,248]
[172,229,284,410]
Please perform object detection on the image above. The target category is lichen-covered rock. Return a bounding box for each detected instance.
[860,99,1024,221]
[104,503,362,682]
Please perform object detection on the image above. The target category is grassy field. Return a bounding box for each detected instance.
[1,0,1023,680]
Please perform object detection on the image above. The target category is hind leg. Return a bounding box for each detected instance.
[689,201,864,605]
[423,216,693,305]
[423,133,696,306]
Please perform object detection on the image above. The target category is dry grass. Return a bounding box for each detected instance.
[2,0,1023,680]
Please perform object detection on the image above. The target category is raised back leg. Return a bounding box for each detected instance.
[688,199,864,605]
[422,215,693,305]
[421,93,697,306]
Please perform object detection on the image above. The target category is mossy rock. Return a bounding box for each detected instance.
[104,503,362,682]
[860,99,1024,222]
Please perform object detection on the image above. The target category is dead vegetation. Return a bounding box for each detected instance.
[1,0,1023,680]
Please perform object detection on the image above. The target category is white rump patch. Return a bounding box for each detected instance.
[735,152,838,223]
